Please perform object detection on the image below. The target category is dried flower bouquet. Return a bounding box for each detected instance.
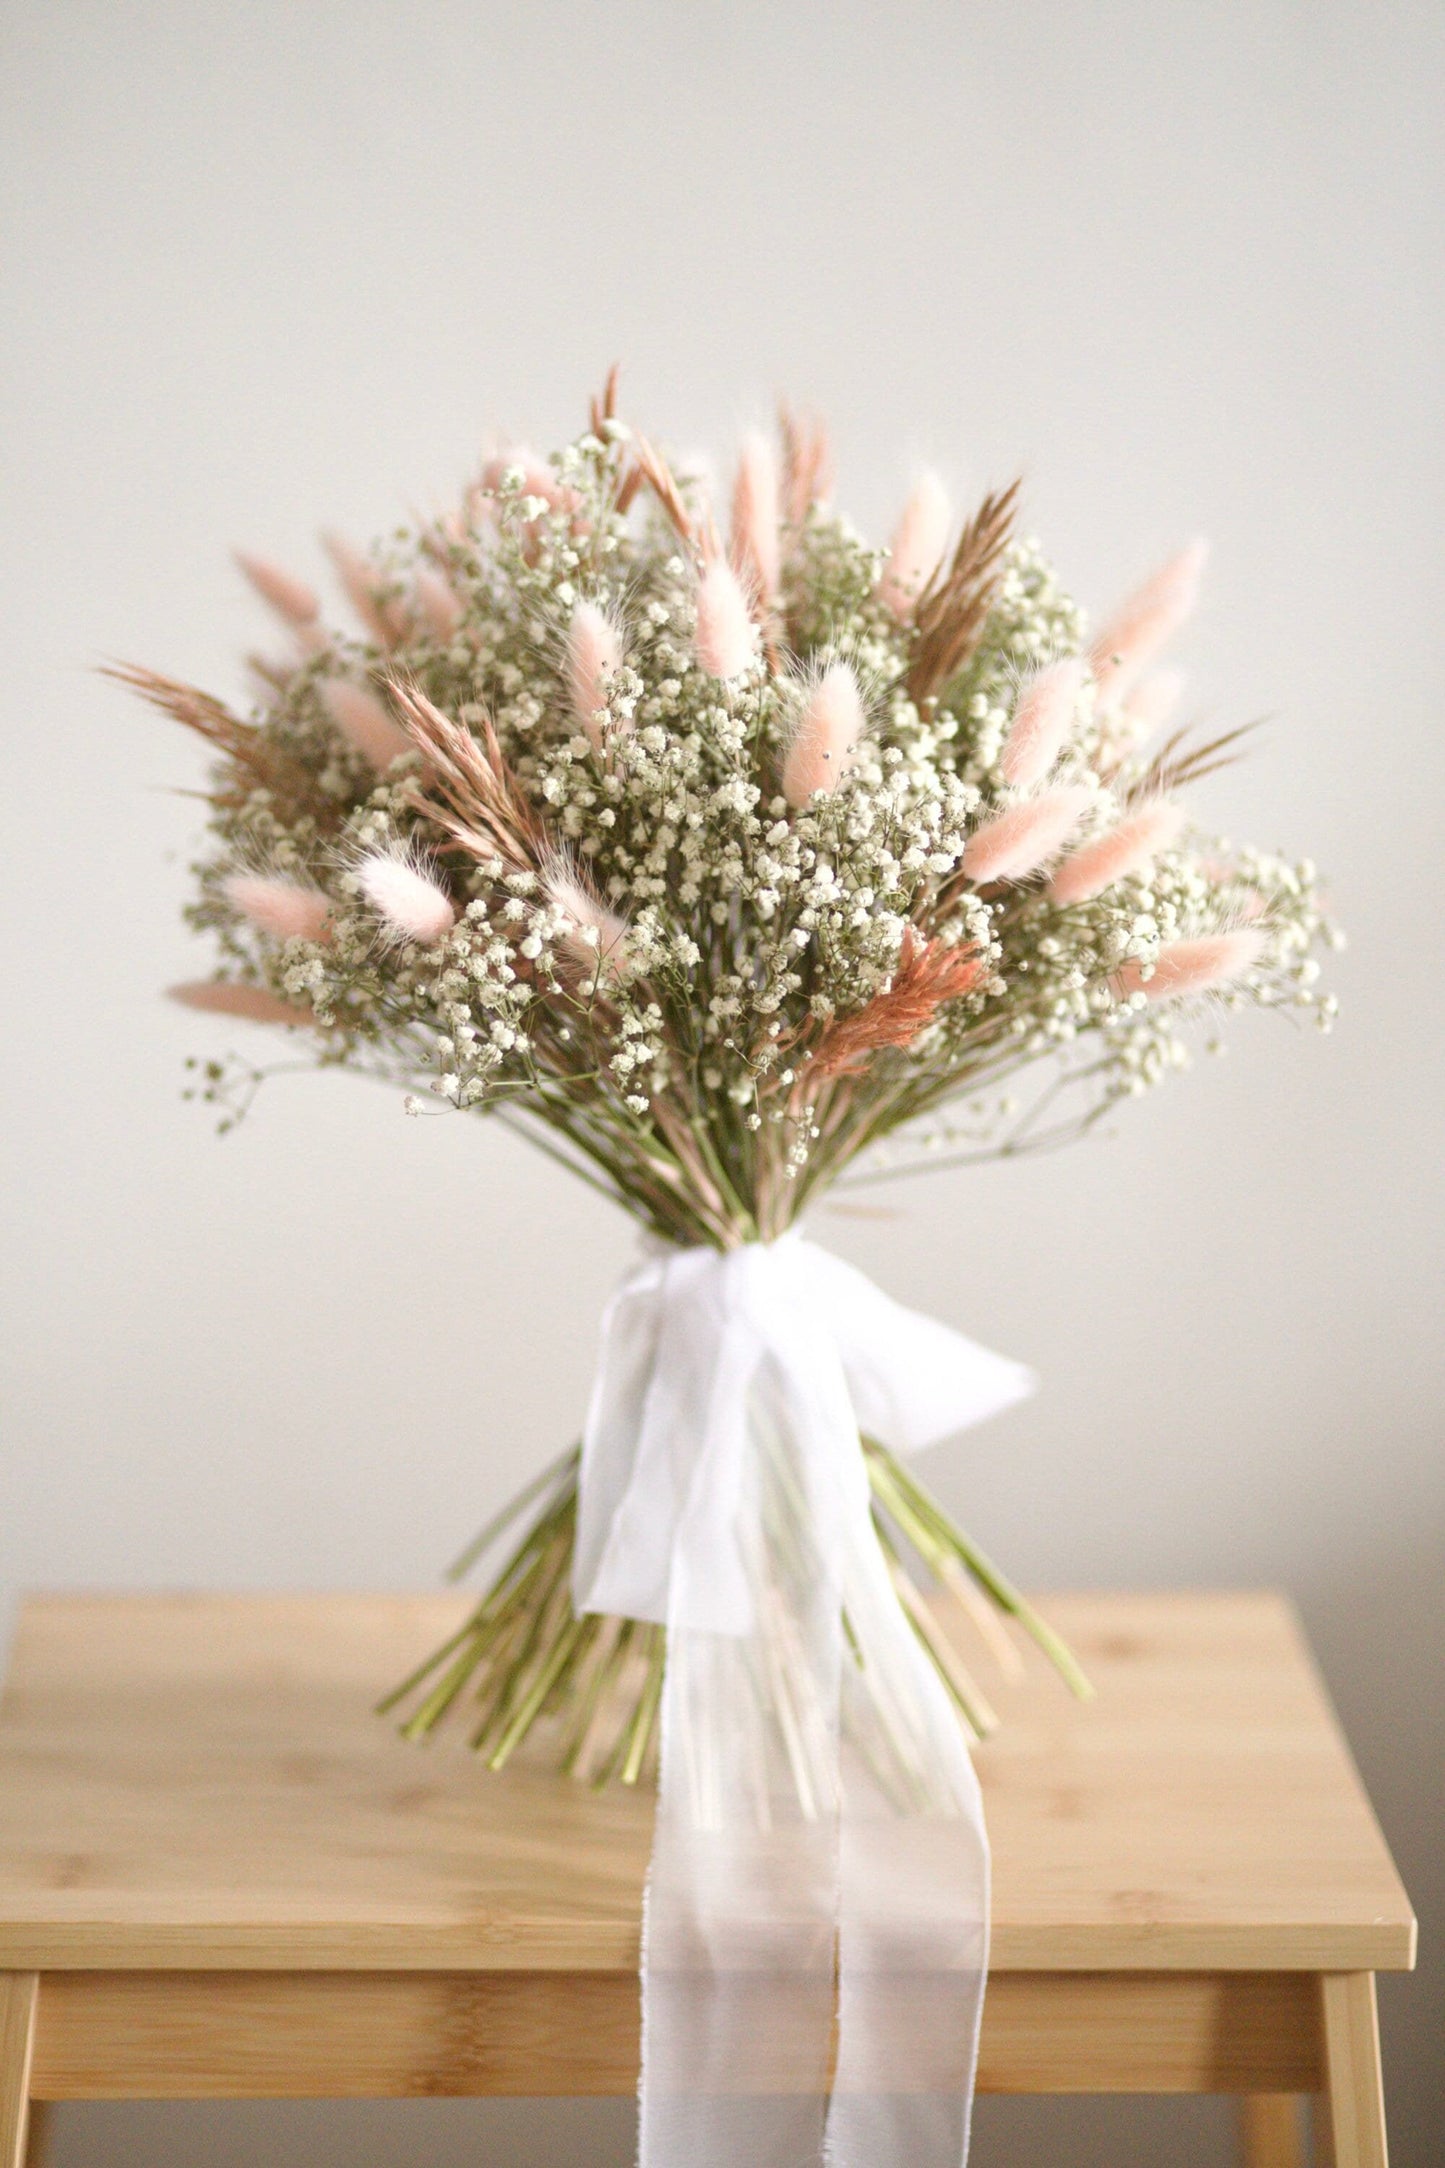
[123,371,1333,1786]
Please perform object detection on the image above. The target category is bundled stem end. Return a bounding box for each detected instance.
[380,1440,1091,1787]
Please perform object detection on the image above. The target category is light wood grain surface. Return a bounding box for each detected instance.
[1318,1973,1389,2168]
[0,1592,1415,1976]
[0,1972,37,2167]
[1239,2091,1306,2168]
[26,1966,1325,2100]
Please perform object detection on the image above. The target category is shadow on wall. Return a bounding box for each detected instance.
[1299,1516,1445,2168]
[50,2092,1238,2168]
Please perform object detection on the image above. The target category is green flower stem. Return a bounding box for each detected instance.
[446,1443,580,1582]
[381,1431,1091,1778]
[866,1442,1094,1700]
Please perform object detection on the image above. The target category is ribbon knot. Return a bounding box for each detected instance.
[572,1236,1033,2168]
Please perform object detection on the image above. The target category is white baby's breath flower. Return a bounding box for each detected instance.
[144,393,1331,1240]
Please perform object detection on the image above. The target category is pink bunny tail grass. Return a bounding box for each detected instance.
[694,556,760,679]
[1114,928,1265,1002]
[169,980,313,1026]
[782,661,866,808]
[480,447,573,512]
[247,649,306,696]
[566,600,623,750]
[1090,540,1209,701]
[320,679,412,770]
[877,471,951,620]
[414,565,462,640]
[779,405,834,525]
[544,859,630,976]
[1121,666,1185,739]
[999,656,1087,789]
[729,432,781,604]
[1093,666,1186,774]
[1048,799,1184,906]
[962,784,1093,885]
[322,532,406,646]
[222,873,332,942]
[235,552,320,629]
[356,851,457,946]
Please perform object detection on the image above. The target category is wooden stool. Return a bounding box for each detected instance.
[0,1592,1414,2167]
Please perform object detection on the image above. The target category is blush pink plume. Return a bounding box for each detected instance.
[1048,799,1184,905]
[1114,928,1264,1001]
[779,405,834,524]
[357,852,457,945]
[566,601,623,750]
[1094,666,1186,774]
[223,874,332,942]
[783,662,866,807]
[729,432,781,604]
[169,981,313,1025]
[480,447,572,511]
[1120,667,1185,738]
[544,859,630,977]
[877,471,951,620]
[321,532,408,646]
[1090,541,1208,701]
[320,679,412,771]
[962,784,1092,885]
[235,553,320,629]
[414,565,462,640]
[694,556,759,680]
[999,657,1086,788]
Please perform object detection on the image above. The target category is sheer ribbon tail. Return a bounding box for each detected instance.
[571,1238,1032,2168]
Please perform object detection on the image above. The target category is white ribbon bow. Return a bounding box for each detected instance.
[573,1235,1033,2168]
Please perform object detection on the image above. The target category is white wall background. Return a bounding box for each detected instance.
[1,3,1440,2161]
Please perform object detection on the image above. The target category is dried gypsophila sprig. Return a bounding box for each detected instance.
[121,370,1336,1774]
[124,380,1334,1250]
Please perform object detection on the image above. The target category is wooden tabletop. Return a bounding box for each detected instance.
[0,1592,1414,1977]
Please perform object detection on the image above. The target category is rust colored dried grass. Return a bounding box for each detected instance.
[905,481,1020,709]
[390,678,548,874]
[800,931,983,1088]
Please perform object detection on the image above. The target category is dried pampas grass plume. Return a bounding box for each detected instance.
[783,662,866,807]
[999,657,1086,789]
[730,432,781,604]
[1090,541,1208,700]
[356,850,457,946]
[962,784,1092,885]
[320,679,412,771]
[693,554,759,680]
[1114,928,1264,1001]
[1048,799,1184,906]
[169,981,313,1026]
[223,873,332,943]
[566,601,623,751]
[878,471,951,621]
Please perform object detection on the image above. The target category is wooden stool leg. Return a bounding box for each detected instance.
[1238,2093,1305,2167]
[1315,1973,1388,2168]
[21,2103,51,2168]
[0,1976,39,2168]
